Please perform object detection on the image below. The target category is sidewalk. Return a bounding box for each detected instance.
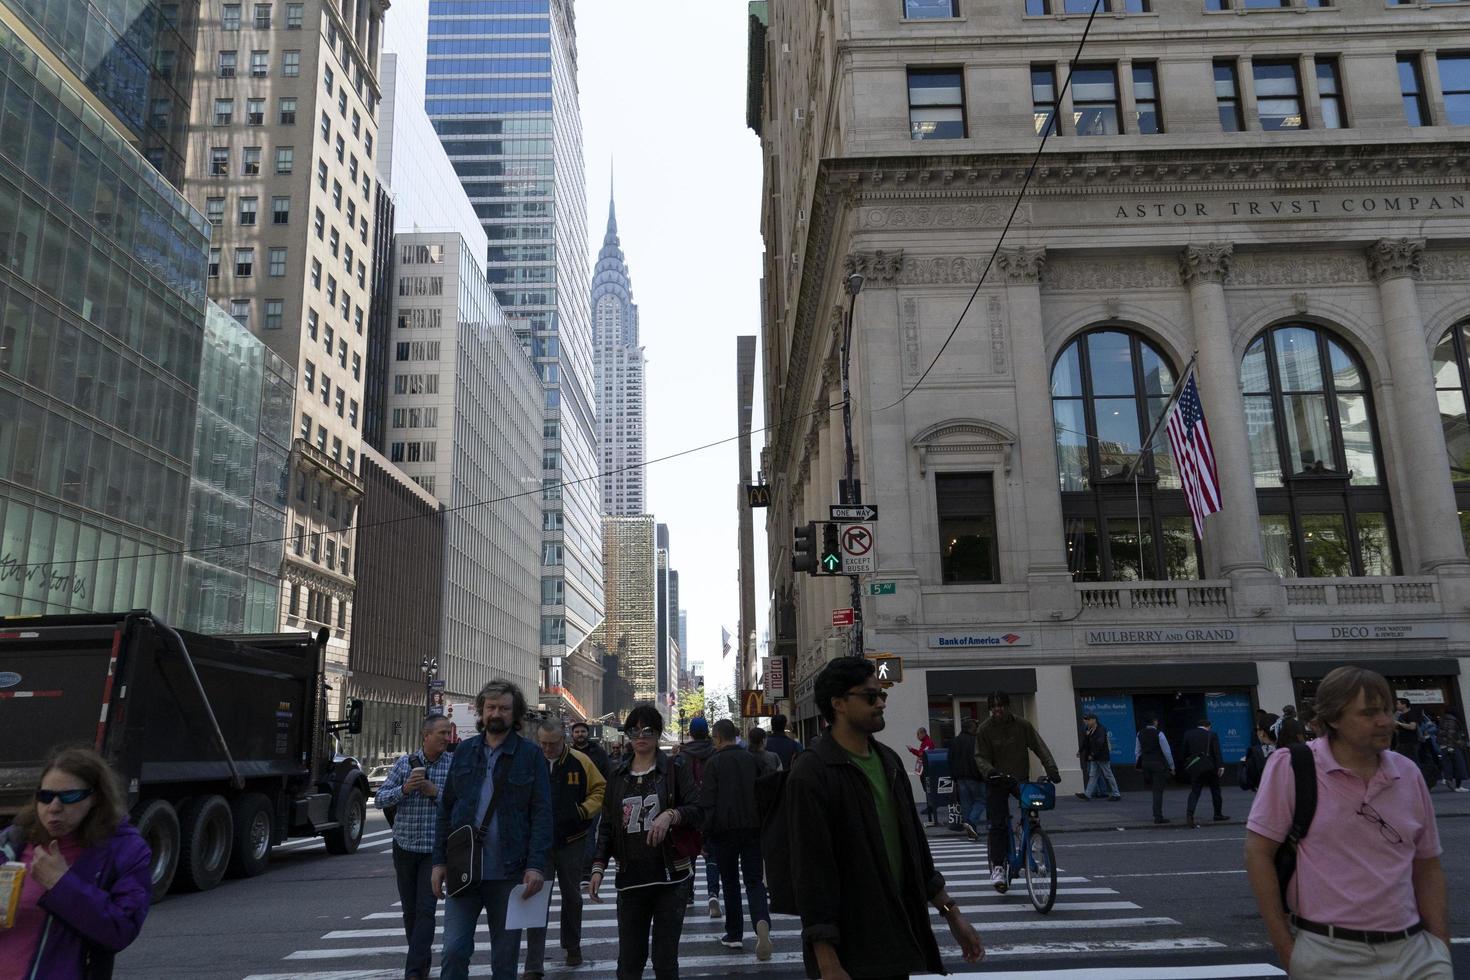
[922,780,1470,836]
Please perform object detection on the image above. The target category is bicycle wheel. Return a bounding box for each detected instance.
[1024,823,1057,914]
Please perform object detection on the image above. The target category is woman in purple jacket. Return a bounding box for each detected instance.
[0,745,152,980]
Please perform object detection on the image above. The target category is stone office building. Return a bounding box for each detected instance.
[751,0,1470,776]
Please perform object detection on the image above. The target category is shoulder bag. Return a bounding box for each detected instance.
[1273,743,1317,912]
[445,750,512,898]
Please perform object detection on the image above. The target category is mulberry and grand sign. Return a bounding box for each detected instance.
[928,632,1033,648]
[1294,623,1450,641]
[1085,626,1240,645]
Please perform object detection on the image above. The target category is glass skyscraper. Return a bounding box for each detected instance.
[424,0,602,675]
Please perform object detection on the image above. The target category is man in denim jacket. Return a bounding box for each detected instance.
[432,679,553,980]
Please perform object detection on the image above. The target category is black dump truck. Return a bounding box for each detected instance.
[0,610,370,899]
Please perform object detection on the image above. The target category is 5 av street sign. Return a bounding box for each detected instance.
[830,504,878,522]
[866,581,897,596]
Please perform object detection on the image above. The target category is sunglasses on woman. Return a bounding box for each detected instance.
[626,727,659,739]
[36,788,94,805]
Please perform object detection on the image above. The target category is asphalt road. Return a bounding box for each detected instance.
[114,805,1470,979]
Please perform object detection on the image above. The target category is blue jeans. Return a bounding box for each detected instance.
[706,829,769,942]
[1086,761,1120,798]
[440,878,520,980]
[954,778,985,827]
[703,850,721,899]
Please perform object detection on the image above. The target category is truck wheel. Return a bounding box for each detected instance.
[226,793,274,878]
[323,786,365,855]
[131,799,180,901]
[176,795,234,892]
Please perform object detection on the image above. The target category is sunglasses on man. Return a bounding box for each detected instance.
[843,688,889,705]
[36,788,94,805]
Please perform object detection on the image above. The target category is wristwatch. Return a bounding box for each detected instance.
[937,899,959,918]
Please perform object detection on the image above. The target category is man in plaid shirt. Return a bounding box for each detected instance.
[375,714,455,980]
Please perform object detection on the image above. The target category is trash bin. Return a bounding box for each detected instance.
[923,748,956,827]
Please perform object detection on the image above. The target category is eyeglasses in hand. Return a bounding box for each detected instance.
[1356,801,1404,845]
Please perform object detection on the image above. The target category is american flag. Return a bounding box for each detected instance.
[1165,370,1221,538]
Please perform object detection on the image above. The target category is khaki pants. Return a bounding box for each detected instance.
[1290,928,1452,979]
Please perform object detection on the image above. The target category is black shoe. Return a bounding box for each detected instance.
[1213,813,1230,822]
[720,936,743,949]
[566,948,583,968]
[1108,795,1122,801]
[1153,816,1170,824]
[1074,792,1090,801]
[1186,816,1199,829]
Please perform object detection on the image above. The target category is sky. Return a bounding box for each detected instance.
[577,0,769,702]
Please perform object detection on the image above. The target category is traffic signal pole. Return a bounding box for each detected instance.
[841,273,864,658]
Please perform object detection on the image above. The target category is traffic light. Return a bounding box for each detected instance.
[818,522,843,575]
[792,522,817,574]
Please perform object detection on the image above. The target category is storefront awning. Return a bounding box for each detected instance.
[1072,662,1258,690]
[926,668,1038,697]
[1289,658,1460,679]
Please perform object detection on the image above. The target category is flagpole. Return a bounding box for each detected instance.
[1121,352,1199,485]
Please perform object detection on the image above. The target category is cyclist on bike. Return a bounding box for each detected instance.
[974,691,1061,892]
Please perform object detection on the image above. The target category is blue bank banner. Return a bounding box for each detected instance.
[1080,694,1137,765]
[1206,693,1254,763]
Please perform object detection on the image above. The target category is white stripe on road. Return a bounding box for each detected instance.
[1091,869,1249,879]
[966,968,1283,979]
[275,829,395,852]
[251,937,1229,977]
[309,916,1178,949]
[1053,836,1243,849]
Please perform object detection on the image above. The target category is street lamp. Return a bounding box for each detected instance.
[841,273,865,659]
[421,655,439,712]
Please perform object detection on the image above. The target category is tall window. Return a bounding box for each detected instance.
[1431,323,1470,553]
[904,0,957,16]
[1132,62,1161,134]
[1215,61,1243,132]
[907,68,966,139]
[1241,325,1393,577]
[1072,65,1120,135]
[1032,66,1058,136]
[1052,329,1196,581]
[1400,54,1429,126]
[1315,58,1345,128]
[1439,53,1470,125]
[936,474,999,583]
[1254,60,1304,130]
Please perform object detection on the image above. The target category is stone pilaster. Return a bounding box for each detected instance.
[1368,238,1469,572]
[997,247,1075,613]
[1179,243,1272,580]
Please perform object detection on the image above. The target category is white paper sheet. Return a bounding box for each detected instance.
[504,881,553,930]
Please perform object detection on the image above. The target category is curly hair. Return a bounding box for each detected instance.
[475,678,528,732]
[14,745,127,848]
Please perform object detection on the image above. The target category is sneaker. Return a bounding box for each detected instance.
[1073,792,1090,801]
[1108,795,1122,801]
[720,937,742,949]
[755,921,773,961]
[962,822,978,841]
[1456,786,1470,793]
[708,896,722,919]
[566,948,583,968]
[990,865,1009,893]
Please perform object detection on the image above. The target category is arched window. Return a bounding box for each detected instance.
[1431,321,1470,552]
[1241,324,1394,577]
[1052,328,1198,581]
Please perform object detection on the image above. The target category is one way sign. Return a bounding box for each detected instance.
[831,505,878,522]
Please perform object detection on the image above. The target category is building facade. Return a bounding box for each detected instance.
[591,191,647,514]
[347,444,444,766]
[592,514,657,717]
[752,0,1470,775]
[423,0,603,688]
[179,302,295,633]
[386,232,544,699]
[183,0,387,707]
[0,5,211,620]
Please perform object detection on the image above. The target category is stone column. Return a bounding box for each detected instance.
[1179,243,1270,579]
[1369,238,1469,572]
[997,247,1075,613]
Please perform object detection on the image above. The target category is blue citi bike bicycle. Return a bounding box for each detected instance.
[995,779,1058,913]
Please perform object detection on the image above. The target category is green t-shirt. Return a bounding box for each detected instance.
[847,745,905,888]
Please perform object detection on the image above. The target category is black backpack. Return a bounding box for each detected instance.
[756,750,808,916]
[1273,743,1317,912]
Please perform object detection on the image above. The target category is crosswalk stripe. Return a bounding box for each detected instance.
[275,828,395,852]
[250,937,1234,977]
[310,916,1179,949]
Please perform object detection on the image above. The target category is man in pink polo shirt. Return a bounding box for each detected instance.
[1244,666,1450,978]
